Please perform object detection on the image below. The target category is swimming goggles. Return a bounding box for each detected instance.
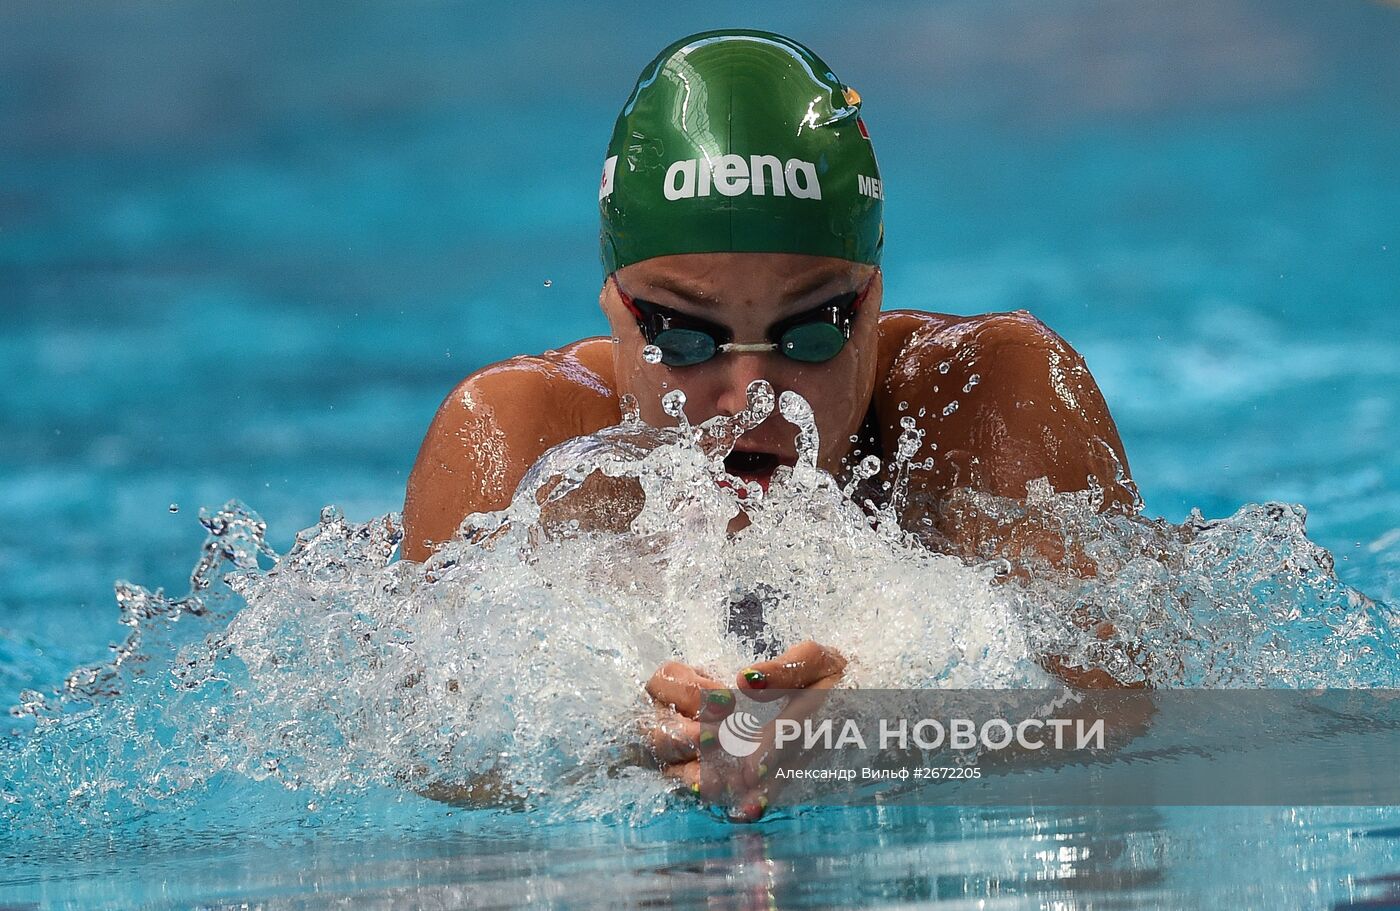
[616,277,874,367]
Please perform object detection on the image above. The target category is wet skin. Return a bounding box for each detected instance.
[404,252,1135,558]
[402,251,1140,817]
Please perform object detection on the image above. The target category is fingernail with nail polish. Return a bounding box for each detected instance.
[742,668,768,689]
[730,797,767,821]
[704,689,734,708]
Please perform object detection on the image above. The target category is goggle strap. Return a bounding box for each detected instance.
[851,273,876,317]
[615,284,644,319]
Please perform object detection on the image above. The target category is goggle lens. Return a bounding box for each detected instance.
[779,321,847,363]
[652,328,718,367]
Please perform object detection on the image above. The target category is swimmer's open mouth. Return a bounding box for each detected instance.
[722,450,795,492]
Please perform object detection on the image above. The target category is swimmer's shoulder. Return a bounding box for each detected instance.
[474,336,618,422]
[873,307,1134,510]
[436,336,619,444]
[874,307,1085,406]
[875,308,1068,373]
[402,337,619,561]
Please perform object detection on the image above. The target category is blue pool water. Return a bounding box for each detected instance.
[3,0,1400,907]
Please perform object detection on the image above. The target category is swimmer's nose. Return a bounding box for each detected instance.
[715,353,771,417]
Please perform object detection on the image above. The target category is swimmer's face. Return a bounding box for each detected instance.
[602,252,882,486]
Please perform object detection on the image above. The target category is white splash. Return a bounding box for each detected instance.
[3,383,1396,835]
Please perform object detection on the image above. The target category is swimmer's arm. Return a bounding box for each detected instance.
[413,769,519,809]
[402,344,618,562]
[880,311,1143,687]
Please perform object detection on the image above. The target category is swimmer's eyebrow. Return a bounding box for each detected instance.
[645,276,711,304]
[781,269,857,301]
[646,269,857,315]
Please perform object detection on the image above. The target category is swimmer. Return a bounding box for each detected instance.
[403,30,1139,818]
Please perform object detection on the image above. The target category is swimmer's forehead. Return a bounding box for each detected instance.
[619,255,870,317]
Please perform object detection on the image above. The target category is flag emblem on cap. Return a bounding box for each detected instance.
[599,155,618,202]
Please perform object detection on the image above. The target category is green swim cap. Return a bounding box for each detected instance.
[599,29,884,274]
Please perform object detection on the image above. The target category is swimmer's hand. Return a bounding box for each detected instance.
[640,640,847,823]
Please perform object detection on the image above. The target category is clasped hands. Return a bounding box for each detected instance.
[639,639,846,823]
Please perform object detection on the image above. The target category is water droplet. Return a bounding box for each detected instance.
[662,389,688,418]
[543,279,553,287]
[942,401,959,416]
[168,503,180,514]
[619,393,641,425]
[938,361,951,375]
[842,453,883,497]
[894,421,924,463]
[642,345,664,365]
[897,401,908,412]
[742,380,776,424]
[963,373,980,393]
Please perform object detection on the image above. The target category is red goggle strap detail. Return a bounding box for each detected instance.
[614,281,644,319]
[851,271,877,317]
